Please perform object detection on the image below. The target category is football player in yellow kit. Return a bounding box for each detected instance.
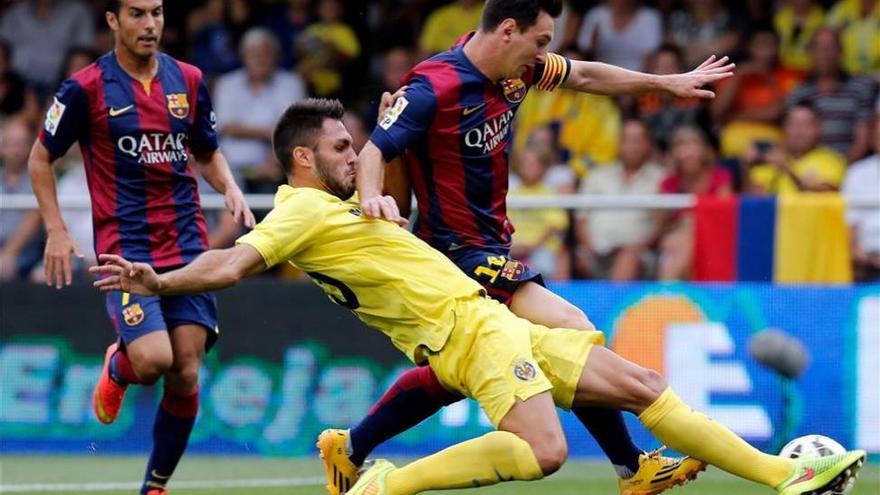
[91,99,865,495]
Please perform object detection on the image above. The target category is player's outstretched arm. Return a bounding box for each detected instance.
[28,141,85,289]
[90,244,266,296]
[562,55,735,98]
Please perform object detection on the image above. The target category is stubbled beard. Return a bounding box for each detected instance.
[315,160,355,199]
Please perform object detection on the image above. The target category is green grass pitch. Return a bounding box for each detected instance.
[1,456,877,495]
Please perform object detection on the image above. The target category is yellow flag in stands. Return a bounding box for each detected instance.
[774,194,852,284]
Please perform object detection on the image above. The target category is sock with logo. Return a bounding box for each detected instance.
[141,387,199,494]
[386,431,544,495]
[108,349,140,385]
[349,366,462,465]
[638,387,793,486]
[573,407,640,478]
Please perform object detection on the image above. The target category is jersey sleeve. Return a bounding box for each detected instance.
[39,78,89,161]
[817,151,847,187]
[531,53,572,92]
[189,79,219,155]
[235,196,323,268]
[368,76,437,162]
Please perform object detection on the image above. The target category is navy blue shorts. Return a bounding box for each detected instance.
[104,291,219,351]
[448,248,544,305]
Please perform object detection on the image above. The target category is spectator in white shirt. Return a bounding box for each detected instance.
[209,28,306,248]
[213,27,306,193]
[575,120,665,280]
[577,0,662,71]
[842,115,880,282]
[0,118,42,281]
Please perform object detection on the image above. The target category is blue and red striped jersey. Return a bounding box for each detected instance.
[40,52,218,269]
[370,35,571,253]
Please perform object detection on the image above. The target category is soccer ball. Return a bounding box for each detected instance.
[780,435,854,494]
[779,434,846,459]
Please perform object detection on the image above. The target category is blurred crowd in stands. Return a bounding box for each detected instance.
[0,0,878,283]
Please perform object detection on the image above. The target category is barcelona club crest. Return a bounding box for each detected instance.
[501,79,526,103]
[122,303,145,326]
[166,93,190,119]
[513,359,537,382]
[500,260,525,281]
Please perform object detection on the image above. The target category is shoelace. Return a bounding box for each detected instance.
[645,446,683,468]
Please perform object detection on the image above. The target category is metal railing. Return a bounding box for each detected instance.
[1,193,879,211]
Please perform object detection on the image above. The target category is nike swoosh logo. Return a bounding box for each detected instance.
[151,469,171,480]
[789,467,815,486]
[462,103,486,116]
[109,105,134,117]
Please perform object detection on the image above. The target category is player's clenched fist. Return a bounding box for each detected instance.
[90,254,161,296]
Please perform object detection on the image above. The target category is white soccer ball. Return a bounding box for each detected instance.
[779,434,846,459]
[780,435,854,495]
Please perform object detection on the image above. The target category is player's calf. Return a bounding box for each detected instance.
[618,366,667,414]
[573,346,667,414]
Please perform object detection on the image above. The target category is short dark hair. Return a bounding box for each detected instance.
[747,22,779,43]
[655,42,684,63]
[786,101,820,120]
[106,0,121,14]
[481,0,563,32]
[273,98,345,174]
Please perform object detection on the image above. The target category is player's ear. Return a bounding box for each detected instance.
[106,11,120,32]
[500,18,516,41]
[292,146,313,168]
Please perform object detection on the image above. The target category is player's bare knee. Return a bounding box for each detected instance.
[559,305,594,332]
[166,362,200,391]
[129,352,173,385]
[131,361,170,385]
[529,431,568,475]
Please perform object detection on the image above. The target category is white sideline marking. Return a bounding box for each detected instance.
[0,476,325,492]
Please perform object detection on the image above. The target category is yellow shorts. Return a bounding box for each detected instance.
[427,295,605,427]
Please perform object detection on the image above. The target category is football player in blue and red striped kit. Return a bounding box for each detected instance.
[318,1,736,494]
[28,1,255,493]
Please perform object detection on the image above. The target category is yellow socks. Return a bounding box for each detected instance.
[386,431,543,495]
[639,387,793,486]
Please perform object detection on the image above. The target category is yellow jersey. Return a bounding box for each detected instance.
[236,185,484,363]
[774,5,826,71]
[419,3,484,55]
[749,146,847,195]
[512,89,621,176]
[826,0,880,75]
[507,183,568,253]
